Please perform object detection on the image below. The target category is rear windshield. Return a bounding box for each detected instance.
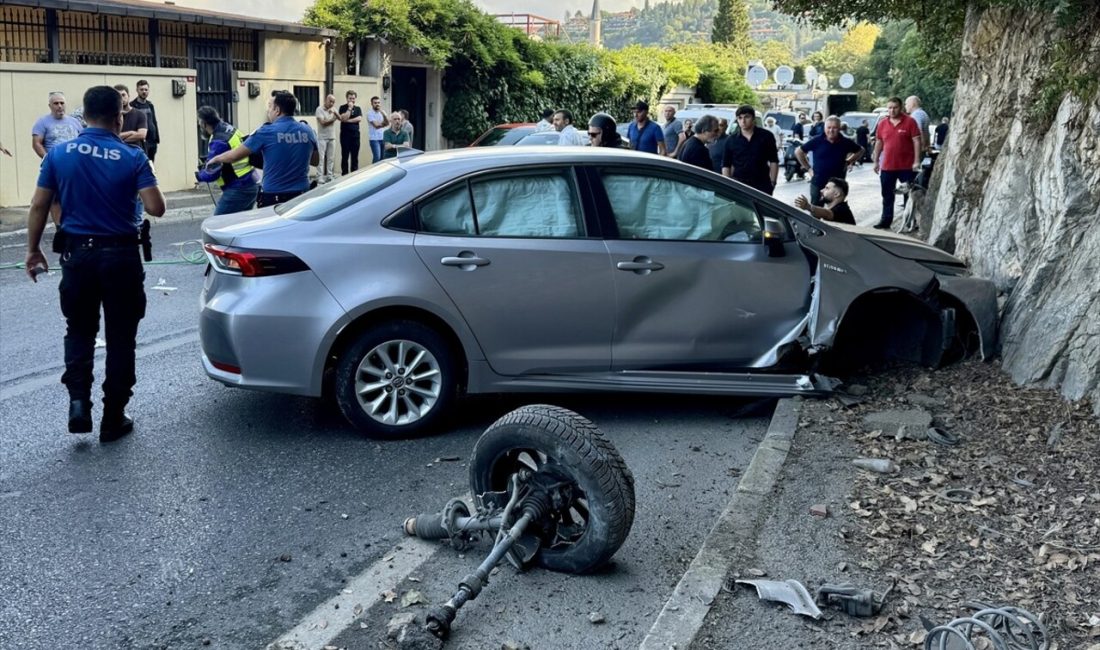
[276,164,406,221]
[476,127,534,146]
[516,132,561,145]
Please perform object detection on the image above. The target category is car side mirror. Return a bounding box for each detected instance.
[763,219,785,257]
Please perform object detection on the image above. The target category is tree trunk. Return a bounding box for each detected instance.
[924,6,1100,408]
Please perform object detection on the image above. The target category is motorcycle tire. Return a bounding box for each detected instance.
[469,404,635,574]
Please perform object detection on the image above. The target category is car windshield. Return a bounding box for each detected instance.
[275,164,406,221]
[840,114,877,132]
[768,113,797,131]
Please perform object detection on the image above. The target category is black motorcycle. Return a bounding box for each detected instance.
[783,136,807,182]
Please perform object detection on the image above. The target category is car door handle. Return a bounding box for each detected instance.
[441,254,490,269]
[616,259,665,272]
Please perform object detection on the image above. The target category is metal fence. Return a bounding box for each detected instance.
[0,5,49,63]
[0,6,258,70]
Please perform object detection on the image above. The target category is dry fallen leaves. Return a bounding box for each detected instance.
[802,360,1100,648]
[401,590,427,607]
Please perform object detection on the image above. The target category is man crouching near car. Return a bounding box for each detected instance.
[794,177,856,225]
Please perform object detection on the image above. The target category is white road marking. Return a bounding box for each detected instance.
[267,538,441,650]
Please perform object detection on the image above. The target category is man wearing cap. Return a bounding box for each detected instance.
[627,100,665,156]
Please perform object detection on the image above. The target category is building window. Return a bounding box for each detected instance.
[293,85,320,115]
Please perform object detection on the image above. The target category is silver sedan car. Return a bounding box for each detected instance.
[200,147,996,438]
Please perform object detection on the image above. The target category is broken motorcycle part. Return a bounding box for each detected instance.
[815,580,895,617]
[735,578,823,619]
[921,602,1049,650]
[403,404,636,639]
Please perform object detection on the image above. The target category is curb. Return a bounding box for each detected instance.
[639,397,802,650]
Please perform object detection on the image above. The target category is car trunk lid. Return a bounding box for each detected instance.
[201,206,294,245]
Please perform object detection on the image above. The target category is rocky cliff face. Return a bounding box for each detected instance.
[924,7,1100,408]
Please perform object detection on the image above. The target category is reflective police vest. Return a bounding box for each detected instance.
[212,122,253,187]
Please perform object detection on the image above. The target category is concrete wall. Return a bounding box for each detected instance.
[0,62,199,207]
[262,36,327,81]
[0,39,444,207]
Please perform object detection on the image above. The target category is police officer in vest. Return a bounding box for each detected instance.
[25,85,166,442]
[195,106,258,215]
[206,90,318,208]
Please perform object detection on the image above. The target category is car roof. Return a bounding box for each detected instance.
[394,145,671,171]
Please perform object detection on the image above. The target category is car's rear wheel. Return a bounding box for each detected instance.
[335,320,457,439]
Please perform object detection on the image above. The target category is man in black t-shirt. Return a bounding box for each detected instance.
[934,117,949,149]
[677,114,721,172]
[130,80,160,162]
[721,105,778,194]
[114,84,147,152]
[794,177,855,225]
[337,90,364,175]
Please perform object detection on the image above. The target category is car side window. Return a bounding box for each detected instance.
[418,184,477,235]
[469,170,581,238]
[600,172,762,243]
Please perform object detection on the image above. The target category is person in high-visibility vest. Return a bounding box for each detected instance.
[196,106,258,215]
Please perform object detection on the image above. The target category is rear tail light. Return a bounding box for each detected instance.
[203,244,309,277]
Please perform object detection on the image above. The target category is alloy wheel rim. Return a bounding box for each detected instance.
[354,339,442,426]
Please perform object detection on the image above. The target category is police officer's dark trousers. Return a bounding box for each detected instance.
[59,238,146,409]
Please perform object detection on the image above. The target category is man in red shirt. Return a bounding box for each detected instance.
[871,97,922,229]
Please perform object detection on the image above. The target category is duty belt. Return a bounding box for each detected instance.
[67,234,140,250]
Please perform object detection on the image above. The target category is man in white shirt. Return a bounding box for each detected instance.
[905,95,931,154]
[534,108,554,132]
[554,110,586,146]
[314,94,337,183]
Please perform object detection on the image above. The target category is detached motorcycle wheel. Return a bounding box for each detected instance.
[469,405,635,574]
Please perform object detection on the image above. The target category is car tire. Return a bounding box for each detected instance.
[335,320,457,439]
[468,405,635,574]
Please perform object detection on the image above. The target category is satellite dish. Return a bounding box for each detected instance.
[746,64,768,88]
[774,65,794,87]
[817,74,829,90]
[804,65,818,86]
[839,73,854,89]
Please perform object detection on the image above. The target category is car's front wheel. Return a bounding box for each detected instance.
[335,320,457,439]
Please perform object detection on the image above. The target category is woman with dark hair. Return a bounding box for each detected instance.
[809,111,825,138]
[587,113,622,148]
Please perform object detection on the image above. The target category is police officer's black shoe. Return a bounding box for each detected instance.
[100,409,134,442]
[68,399,93,434]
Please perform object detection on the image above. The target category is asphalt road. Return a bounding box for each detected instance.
[0,213,771,649]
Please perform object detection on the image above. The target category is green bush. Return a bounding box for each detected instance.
[306,0,758,143]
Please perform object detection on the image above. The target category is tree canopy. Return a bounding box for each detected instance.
[711,0,750,45]
[304,0,758,143]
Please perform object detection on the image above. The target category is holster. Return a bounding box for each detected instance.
[51,228,67,254]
